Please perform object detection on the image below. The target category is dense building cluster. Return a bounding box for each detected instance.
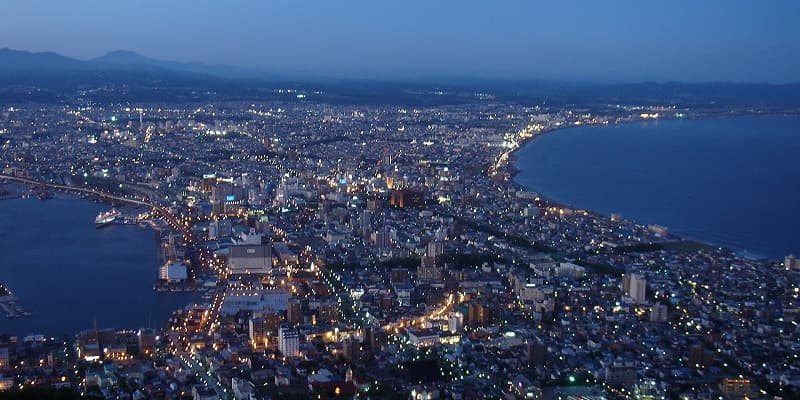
[0,94,798,400]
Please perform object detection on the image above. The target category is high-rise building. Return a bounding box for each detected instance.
[448,311,463,333]
[371,229,391,249]
[394,284,413,307]
[366,198,382,212]
[232,378,255,400]
[358,209,372,238]
[263,312,283,335]
[0,347,9,371]
[688,345,715,369]
[249,310,283,348]
[208,219,233,239]
[138,109,144,134]
[389,268,410,284]
[318,301,339,325]
[249,317,269,349]
[426,241,444,258]
[192,386,219,400]
[634,379,665,400]
[467,303,490,328]
[342,336,361,361]
[278,325,300,357]
[390,188,424,208]
[137,328,157,356]
[650,303,668,322]
[287,298,302,325]
[623,273,647,303]
[417,256,443,281]
[525,341,547,367]
[605,362,637,388]
[363,325,377,352]
[785,254,798,270]
[630,274,647,303]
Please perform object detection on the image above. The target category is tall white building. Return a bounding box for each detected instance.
[627,273,647,304]
[785,255,798,270]
[448,311,464,333]
[278,325,299,357]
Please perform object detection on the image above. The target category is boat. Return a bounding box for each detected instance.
[95,208,122,227]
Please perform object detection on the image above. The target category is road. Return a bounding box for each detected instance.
[306,291,465,341]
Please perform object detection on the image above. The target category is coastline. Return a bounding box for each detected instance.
[503,114,800,261]
[506,112,800,183]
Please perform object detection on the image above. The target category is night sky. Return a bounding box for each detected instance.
[1,0,798,82]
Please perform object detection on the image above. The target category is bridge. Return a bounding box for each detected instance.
[0,174,192,240]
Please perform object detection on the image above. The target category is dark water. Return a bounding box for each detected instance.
[515,117,800,260]
[0,197,194,337]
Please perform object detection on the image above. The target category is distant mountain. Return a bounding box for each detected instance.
[92,50,267,80]
[0,48,234,90]
[0,47,799,107]
[92,50,161,65]
[0,48,94,71]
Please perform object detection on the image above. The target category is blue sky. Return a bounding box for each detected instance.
[1,0,798,82]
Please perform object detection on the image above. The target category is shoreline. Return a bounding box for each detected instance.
[503,114,800,261]
[506,112,800,183]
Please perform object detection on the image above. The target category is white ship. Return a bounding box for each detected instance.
[95,208,122,227]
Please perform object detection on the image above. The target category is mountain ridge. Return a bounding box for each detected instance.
[1,48,799,107]
[92,50,266,79]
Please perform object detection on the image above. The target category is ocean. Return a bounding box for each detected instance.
[514,116,800,260]
[0,196,195,337]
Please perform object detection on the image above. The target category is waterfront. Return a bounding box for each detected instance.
[515,116,800,259]
[0,196,194,337]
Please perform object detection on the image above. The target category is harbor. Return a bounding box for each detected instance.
[0,196,196,336]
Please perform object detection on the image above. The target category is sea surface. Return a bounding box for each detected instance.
[515,116,800,260]
[0,196,195,337]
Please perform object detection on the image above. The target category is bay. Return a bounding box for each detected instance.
[514,116,800,260]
